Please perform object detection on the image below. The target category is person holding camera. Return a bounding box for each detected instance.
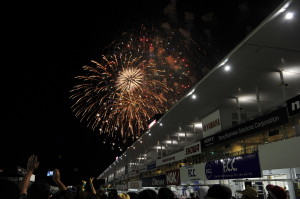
[19,154,72,199]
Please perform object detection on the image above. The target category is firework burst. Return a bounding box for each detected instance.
[70,25,204,149]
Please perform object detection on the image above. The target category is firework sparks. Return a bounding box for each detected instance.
[70,25,203,149]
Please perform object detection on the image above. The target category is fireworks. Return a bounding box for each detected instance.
[70,25,204,149]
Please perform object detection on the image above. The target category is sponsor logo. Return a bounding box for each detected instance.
[166,171,179,185]
[203,118,220,132]
[186,144,200,155]
[188,169,196,177]
[204,137,214,144]
[222,158,237,173]
[205,163,212,178]
[152,178,165,186]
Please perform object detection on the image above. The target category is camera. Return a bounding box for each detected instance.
[47,170,54,176]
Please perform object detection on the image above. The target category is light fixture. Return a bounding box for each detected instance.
[284,12,294,20]
[224,65,231,71]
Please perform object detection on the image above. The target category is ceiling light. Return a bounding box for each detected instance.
[224,65,231,71]
[194,123,202,128]
[285,12,294,20]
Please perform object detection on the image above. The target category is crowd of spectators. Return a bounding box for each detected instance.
[0,154,290,199]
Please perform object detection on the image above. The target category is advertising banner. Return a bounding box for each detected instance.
[201,107,288,148]
[139,165,147,173]
[116,184,127,191]
[205,152,261,180]
[147,162,157,170]
[157,151,185,166]
[142,174,166,187]
[180,164,202,182]
[166,169,180,185]
[128,170,139,178]
[202,109,222,138]
[128,181,142,189]
[184,141,201,158]
[286,94,300,116]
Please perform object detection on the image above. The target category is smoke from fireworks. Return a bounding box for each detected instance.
[70,25,204,150]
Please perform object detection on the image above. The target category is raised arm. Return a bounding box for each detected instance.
[89,177,96,195]
[52,169,67,191]
[19,154,39,195]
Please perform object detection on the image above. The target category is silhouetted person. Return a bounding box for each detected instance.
[108,189,121,199]
[266,184,288,199]
[0,178,20,199]
[138,189,158,199]
[205,184,232,199]
[158,187,175,199]
[127,192,138,199]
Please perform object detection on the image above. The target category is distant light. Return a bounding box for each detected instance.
[194,123,202,128]
[192,94,197,99]
[224,65,231,71]
[159,123,163,126]
[285,12,294,20]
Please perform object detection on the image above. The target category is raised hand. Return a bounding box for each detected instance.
[26,154,39,172]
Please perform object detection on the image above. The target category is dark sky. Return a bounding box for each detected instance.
[3,0,283,185]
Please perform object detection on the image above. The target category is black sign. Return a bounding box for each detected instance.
[286,94,300,116]
[201,107,288,148]
[147,163,156,170]
[142,174,166,187]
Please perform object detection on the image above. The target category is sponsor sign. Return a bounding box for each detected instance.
[286,94,300,116]
[142,174,166,187]
[201,107,288,148]
[202,109,222,137]
[180,164,202,182]
[157,151,185,166]
[139,165,147,173]
[128,170,139,178]
[205,152,261,180]
[184,141,201,158]
[166,169,180,185]
[128,181,142,189]
[116,184,127,190]
[147,162,157,170]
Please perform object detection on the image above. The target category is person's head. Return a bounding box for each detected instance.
[97,188,108,198]
[190,192,196,198]
[158,187,175,199]
[138,189,158,199]
[206,184,232,199]
[127,192,138,199]
[66,185,77,198]
[27,180,51,199]
[51,190,73,199]
[0,178,20,199]
[119,193,130,199]
[108,189,120,199]
[266,184,287,199]
[236,187,258,199]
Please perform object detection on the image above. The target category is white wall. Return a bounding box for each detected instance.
[258,136,300,170]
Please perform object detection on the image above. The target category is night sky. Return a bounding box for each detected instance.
[3,0,283,185]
